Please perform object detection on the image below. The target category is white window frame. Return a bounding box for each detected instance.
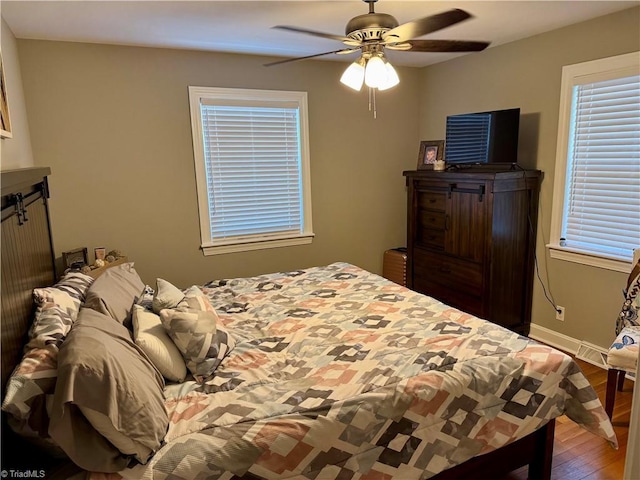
[549,52,640,273]
[189,86,314,255]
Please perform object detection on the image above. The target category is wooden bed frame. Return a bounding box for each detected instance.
[0,167,554,479]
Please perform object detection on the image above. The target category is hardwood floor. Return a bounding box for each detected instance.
[502,358,633,480]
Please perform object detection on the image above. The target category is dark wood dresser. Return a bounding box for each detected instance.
[404,167,542,335]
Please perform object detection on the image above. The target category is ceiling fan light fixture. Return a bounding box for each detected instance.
[364,55,387,88]
[378,61,399,91]
[340,58,366,91]
[271,3,488,117]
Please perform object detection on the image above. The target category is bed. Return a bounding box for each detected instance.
[1,168,617,480]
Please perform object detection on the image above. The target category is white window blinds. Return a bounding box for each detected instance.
[189,87,313,255]
[201,104,303,240]
[562,74,640,261]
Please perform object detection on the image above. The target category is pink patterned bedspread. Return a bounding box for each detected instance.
[98,262,616,480]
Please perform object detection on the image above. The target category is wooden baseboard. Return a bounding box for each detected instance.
[528,323,582,355]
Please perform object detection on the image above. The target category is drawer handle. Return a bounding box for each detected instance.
[438,266,451,274]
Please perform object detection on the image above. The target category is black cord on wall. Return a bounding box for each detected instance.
[512,163,561,314]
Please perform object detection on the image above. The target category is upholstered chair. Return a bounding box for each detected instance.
[605,249,640,419]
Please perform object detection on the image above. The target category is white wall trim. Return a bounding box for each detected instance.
[528,323,583,355]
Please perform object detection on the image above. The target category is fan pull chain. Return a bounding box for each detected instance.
[368,87,378,119]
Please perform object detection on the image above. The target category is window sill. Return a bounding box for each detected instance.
[202,233,314,256]
[547,244,632,273]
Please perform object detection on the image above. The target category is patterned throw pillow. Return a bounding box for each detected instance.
[26,304,74,350]
[160,308,235,383]
[28,271,94,350]
[177,288,216,312]
[33,271,94,320]
[1,346,63,454]
[151,279,216,313]
[615,257,640,335]
[2,271,93,449]
[2,346,57,422]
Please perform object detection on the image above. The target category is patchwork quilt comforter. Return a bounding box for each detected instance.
[103,262,616,480]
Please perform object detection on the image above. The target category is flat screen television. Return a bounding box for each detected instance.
[444,108,520,165]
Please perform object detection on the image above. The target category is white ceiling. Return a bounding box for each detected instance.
[2,0,639,67]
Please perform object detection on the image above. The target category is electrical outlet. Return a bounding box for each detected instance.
[556,306,565,321]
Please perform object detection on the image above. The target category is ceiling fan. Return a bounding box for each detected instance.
[266,0,490,75]
[266,0,489,117]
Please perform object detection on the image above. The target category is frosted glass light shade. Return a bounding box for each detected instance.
[378,62,400,91]
[340,61,365,91]
[364,56,387,88]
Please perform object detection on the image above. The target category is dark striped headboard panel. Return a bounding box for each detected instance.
[1,167,55,394]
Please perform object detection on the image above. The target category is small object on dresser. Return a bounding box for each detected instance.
[105,254,116,263]
[417,140,444,170]
[94,259,106,268]
[62,247,89,269]
[434,159,446,171]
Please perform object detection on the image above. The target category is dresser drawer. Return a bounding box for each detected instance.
[417,228,445,250]
[413,248,483,297]
[418,210,445,230]
[417,191,446,212]
[413,277,484,318]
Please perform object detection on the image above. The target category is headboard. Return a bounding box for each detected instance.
[1,167,55,396]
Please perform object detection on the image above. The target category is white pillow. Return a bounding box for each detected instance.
[152,278,185,314]
[132,305,187,382]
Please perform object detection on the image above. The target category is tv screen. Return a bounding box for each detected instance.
[445,108,520,165]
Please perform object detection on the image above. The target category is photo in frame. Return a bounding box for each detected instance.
[62,247,89,269]
[417,140,444,170]
[94,247,106,261]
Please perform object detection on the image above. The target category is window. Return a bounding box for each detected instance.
[550,52,640,273]
[188,87,313,255]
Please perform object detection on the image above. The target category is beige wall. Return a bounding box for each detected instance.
[418,7,640,349]
[17,40,420,287]
[0,17,33,169]
[14,7,639,350]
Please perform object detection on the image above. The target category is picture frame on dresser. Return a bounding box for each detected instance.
[62,247,89,269]
[417,140,444,170]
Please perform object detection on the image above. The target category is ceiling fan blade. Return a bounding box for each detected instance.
[273,25,354,44]
[398,39,490,53]
[264,49,358,67]
[382,9,472,44]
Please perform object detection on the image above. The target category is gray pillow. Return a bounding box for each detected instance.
[84,262,145,327]
[49,308,167,472]
[152,278,185,314]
